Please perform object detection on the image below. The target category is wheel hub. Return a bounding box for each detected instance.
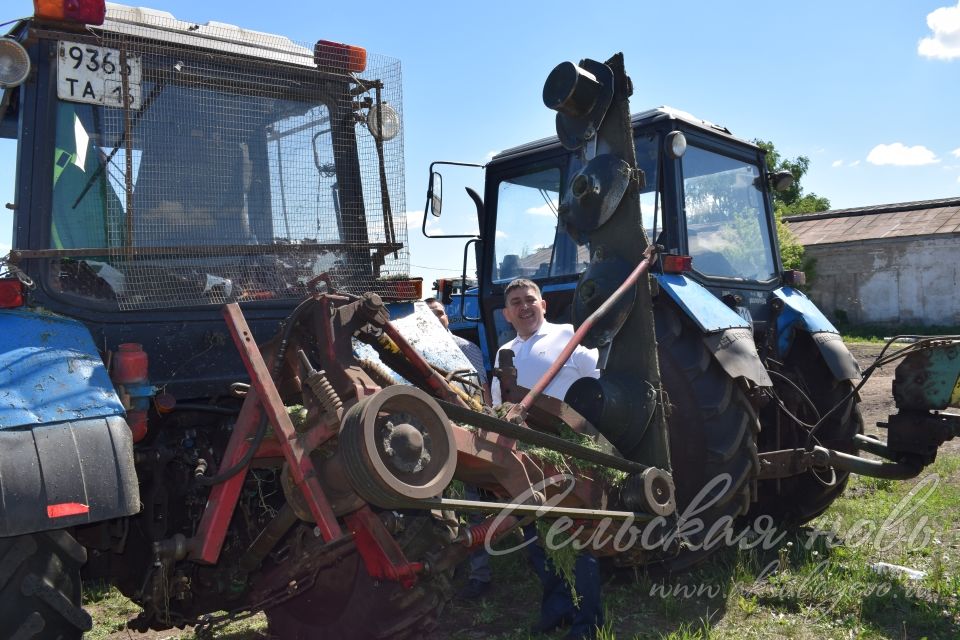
[339,386,457,507]
[381,415,431,473]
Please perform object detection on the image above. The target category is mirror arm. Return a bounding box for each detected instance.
[420,160,485,239]
[460,237,482,323]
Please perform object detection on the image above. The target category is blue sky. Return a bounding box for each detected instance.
[2,0,959,284]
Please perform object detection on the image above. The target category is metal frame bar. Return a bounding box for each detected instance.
[344,506,423,589]
[221,303,343,540]
[188,390,265,563]
[187,303,345,564]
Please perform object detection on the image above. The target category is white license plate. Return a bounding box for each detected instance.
[57,40,143,109]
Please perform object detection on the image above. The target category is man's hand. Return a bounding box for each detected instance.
[643,243,660,265]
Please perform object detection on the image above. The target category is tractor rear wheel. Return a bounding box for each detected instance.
[264,512,455,640]
[0,530,92,640]
[751,337,863,526]
[653,302,760,570]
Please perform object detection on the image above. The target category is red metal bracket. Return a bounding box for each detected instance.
[344,506,423,589]
[189,389,267,564]
[187,304,344,564]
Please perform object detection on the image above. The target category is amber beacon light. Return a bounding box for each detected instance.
[33,0,106,25]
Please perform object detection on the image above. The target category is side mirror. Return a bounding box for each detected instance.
[421,160,483,239]
[769,170,794,192]
[429,171,443,217]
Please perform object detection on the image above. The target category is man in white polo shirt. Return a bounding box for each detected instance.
[491,278,603,640]
[491,278,599,405]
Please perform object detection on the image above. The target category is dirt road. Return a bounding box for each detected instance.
[847,342,895,437]
[848,341,959,455]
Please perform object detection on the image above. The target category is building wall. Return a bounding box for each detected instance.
[804,234,960,326]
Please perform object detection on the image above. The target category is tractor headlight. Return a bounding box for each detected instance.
[665,131,687,159]
[0,39,30,89]
[366,102,400,142]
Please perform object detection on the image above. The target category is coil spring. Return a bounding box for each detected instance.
[306,369,343,416]
[463,515,518,550]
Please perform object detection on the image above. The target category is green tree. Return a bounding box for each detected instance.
[753,139,830,272]
[754,139,831,216]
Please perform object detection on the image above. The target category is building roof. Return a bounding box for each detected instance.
[784,197,960,246]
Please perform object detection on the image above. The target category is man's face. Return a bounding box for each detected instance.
[502,285,546,339]
[426,300,449,329]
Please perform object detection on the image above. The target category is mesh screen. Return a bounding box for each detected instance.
[52,6,406,310]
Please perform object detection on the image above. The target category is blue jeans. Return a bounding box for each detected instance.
[524,525,603,638]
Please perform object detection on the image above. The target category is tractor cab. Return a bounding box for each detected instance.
[1,2,410,395]
[430,106,793,363]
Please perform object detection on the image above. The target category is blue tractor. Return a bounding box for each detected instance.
[427,61,873,568]
[0,3,473,637]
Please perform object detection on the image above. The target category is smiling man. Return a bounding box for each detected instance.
[490,278,603,639]
[491,278,599,405]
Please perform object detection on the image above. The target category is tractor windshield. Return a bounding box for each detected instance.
[43,21,405,310]
[679,144,776,281]
[492,134,660,283]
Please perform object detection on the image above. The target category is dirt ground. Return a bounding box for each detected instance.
[847,341,959,455]
[847,342,896,439]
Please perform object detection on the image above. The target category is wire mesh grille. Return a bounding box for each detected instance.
[51,6,407,310]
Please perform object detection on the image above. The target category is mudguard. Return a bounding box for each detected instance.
[1,309,126,428]
[0,416,140,536]
[773,287,860,383]
[0,309,140,536]
[656,274,771,388]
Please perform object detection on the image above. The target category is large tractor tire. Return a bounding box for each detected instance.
[0,530,92,639]
[653,301,760,571]
[265,512,456,640]
[751,336,863,526]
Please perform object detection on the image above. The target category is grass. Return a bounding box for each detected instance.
[440,453,960,640]
[838,322,960,344]
[82,584,269,640]
[83,454,960,639]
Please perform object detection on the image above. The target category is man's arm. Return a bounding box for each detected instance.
[571,344,601,379]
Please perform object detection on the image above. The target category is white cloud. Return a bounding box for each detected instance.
[525,201,558,216]
[866,143,940,166]
[831,159,843,168]
[849,160,861,167]
[406,209,446,234]
[918,2,960,60]
[485,149,500,161]
[495,230,508,238]
[952,147,960,158]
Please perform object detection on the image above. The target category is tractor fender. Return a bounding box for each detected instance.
[0,309,140,536]
[656,274,771,388]
[772,287,861,383]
